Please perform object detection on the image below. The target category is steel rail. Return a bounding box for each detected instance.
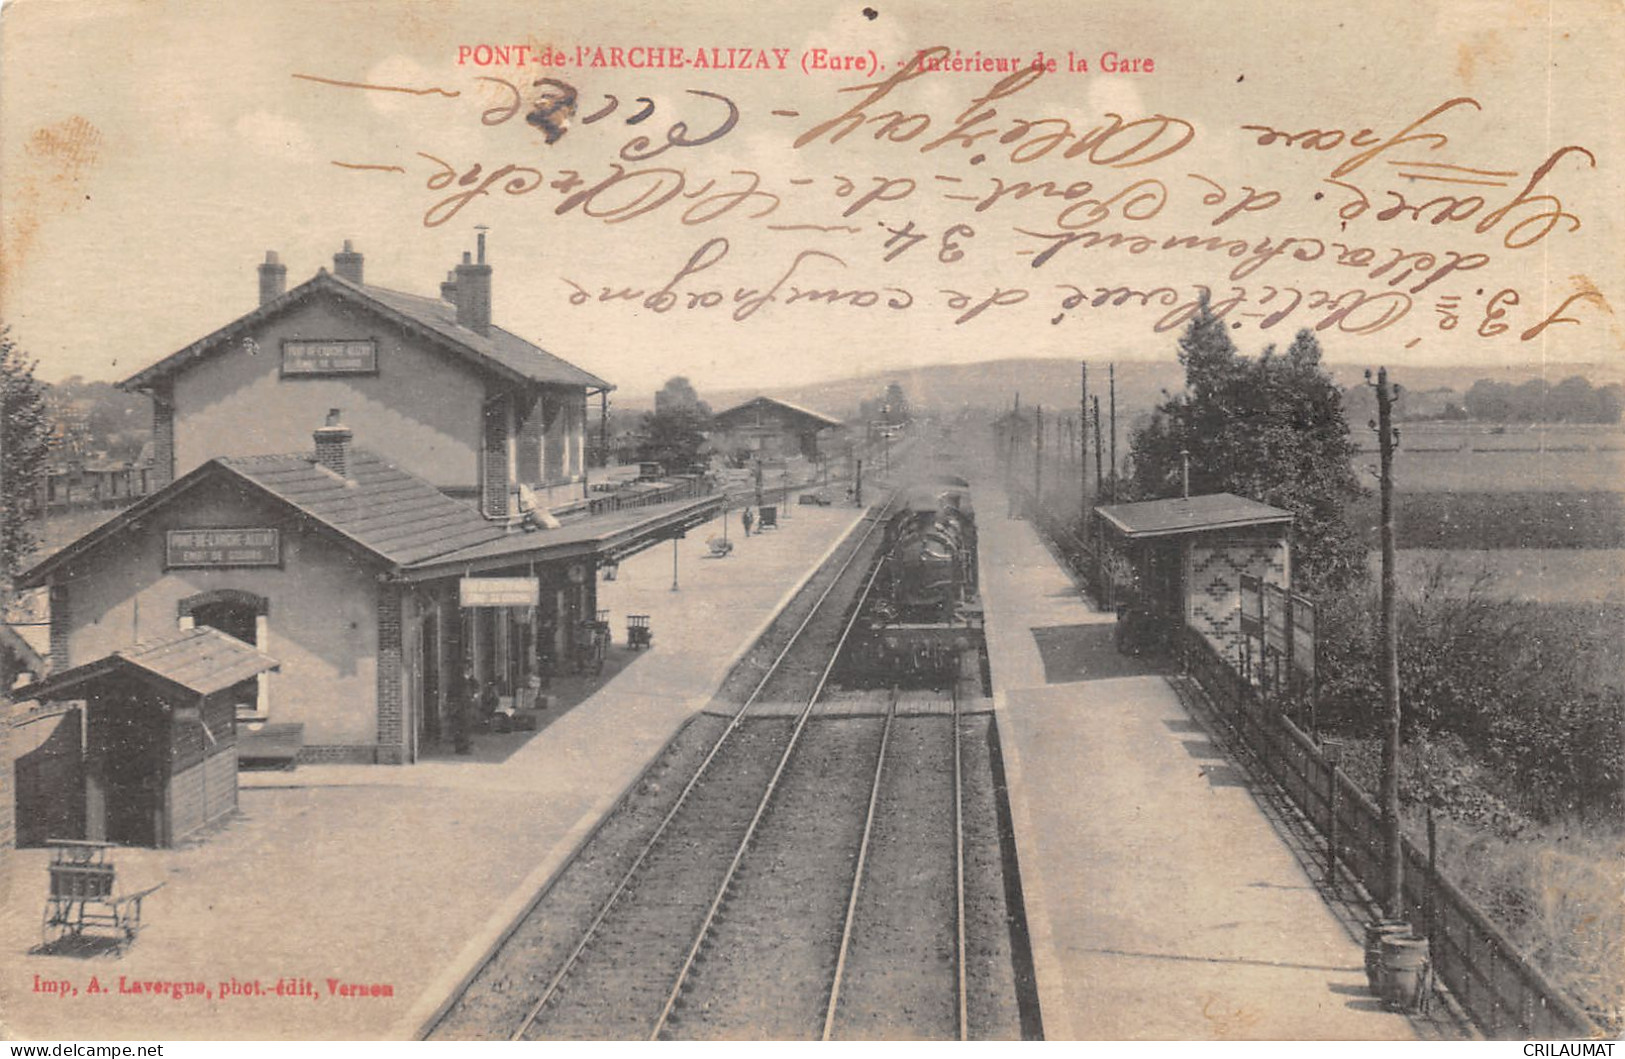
[953,675,969,1040]
[507,494,896,1042]
[820,686,901,1041]
[649,543,891,1040]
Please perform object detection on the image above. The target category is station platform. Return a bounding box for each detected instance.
[0,503,867,1041]
[975,491,1419,1041]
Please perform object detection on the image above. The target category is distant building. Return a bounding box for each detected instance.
[120,236,610,516]
[38,457,154,512]
[710,396,843,462]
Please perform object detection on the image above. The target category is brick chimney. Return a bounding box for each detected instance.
[258,251,287,305]
[454,232,492,335]
[333,240,364,285]
[440,270,459,303]
[313,408,353,478]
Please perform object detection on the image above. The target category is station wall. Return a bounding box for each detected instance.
[169,293,485,489]
[1185,535,1290,657]
[53,477,387,756]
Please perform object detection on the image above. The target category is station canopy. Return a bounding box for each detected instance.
[1095,493,1292,540]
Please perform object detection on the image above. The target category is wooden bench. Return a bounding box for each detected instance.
[238,722,304,770]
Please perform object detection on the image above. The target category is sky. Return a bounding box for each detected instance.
[2,0,1621,400]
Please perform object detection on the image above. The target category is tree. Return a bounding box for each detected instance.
[1126,301,1367,594]
[1597,384,1624,424]
[637,405,710,470]
[1464,379,1513,421]
[1510,378,1549,421]
[653,376,711,418]
[1,326,50,582]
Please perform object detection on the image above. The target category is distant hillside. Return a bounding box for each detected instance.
[661,357,1625,432]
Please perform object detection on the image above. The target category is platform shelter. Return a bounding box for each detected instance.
[1095,492,1292,657]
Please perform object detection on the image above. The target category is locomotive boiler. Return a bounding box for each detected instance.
[842,477,983,689]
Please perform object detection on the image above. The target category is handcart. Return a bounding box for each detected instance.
[626,614,652,650]
[41,840,164,950]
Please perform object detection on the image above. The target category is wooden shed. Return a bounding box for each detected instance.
[18,627,279,848]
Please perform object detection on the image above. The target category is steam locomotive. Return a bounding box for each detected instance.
[885,480,977,623]
[842,477,982,688]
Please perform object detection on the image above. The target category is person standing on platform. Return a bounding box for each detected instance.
[453,662,476,755]
[742,506,754,537]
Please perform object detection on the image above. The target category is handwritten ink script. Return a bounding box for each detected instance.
[291,42,1614,353]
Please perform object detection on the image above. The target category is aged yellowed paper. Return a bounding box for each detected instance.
[1,0,1620,1043]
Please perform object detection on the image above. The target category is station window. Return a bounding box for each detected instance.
[179,590,270,721]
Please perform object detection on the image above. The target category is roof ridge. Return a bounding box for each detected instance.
[123,269,610,392]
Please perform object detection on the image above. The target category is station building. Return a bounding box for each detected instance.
[710,396,843,462]
[19,416,717,766]
[123,236,604,516]
[18,239,720,768]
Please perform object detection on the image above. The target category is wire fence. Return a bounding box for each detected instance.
[1178,632,1602,1039]
[1015,482,1603,1040]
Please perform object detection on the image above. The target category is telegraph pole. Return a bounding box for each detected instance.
[1034,404,1043,508]
[1092,397,1104,502]
[1368,366,1404,920]
[1093,395,1106,605]
[1109,363,1118,504]
[1080,362,1089,523]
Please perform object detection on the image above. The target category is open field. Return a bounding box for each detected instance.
[1352,423,1625,492]
[1374,549,1625,604]
[1351,491,1624,549]
[1360,449,1625,492]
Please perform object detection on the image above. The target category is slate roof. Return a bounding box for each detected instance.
[712,396,843,430]
[22,626,280,702]
[1095,493,1292,539]
[120,270,610,392]
[348,278,610,390]
[18,447,718,588]
[219,450,511,567]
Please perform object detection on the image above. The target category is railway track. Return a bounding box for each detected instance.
[821,690,969,1040]
[425,495,893,1040]
[428,490,1025,1040]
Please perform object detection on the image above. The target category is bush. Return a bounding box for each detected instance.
[1317,558,1625,823]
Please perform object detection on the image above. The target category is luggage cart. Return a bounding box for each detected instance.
[41,840,164,950]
